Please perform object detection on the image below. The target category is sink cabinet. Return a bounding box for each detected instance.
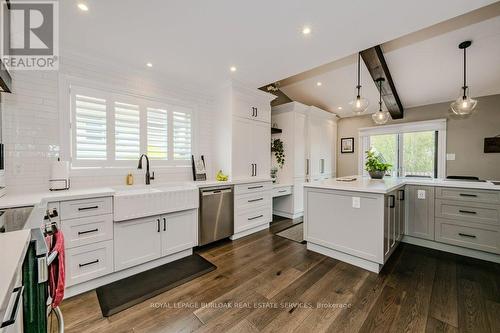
[114,209,197,271]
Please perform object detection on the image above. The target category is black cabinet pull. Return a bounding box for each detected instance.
[459,210,477,215]
[398,189,405,201]
[255,164,257,176]
[458,233,476,238]
[79,259,99,268]
[248,214,263,221]
[78,206,98,211]
[459,193,477,197]
[255,107,258,117]
[248,198,263,203]
[248,185,263,190]
[157,219,160,232]
[389,195,395,208]
[163,218,166,231]
[278,190,287,193]
[78,228,98,235]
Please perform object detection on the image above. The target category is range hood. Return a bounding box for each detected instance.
[0,60,12,93]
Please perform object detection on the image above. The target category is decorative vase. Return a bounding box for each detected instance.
[369,171,385,179]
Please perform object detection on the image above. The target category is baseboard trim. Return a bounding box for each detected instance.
[307,242,382,273]
[65,249,193,299]
[272,210,303,220]
[230,223,269,240]
[402,236,500,264]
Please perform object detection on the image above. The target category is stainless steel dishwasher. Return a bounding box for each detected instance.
[199,186,234,246]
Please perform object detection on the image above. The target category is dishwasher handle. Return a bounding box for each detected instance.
[201,188,233,196]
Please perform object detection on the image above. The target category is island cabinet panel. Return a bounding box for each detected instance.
[305,188,385,264]
[407,185,435,240]
[384,189,404,262]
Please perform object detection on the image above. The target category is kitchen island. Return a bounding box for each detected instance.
[304,176,500,273]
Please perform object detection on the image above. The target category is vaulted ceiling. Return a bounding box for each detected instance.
[59,0,497,91]
[279,2,500,117]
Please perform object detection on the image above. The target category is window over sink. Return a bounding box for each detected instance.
[358,119,446,178]
[70,85,193,168]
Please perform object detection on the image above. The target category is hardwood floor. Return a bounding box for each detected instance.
[56,218,500,333]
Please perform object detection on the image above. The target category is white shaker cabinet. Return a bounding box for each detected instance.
[114,216,162,271]
[214,81,275,179]
[114,209,197,271]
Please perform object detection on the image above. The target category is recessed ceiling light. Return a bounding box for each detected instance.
[337,106,343,110]
[302,26,311,35]
[146,62,153,68]
[230,66,237,72]
[77,3,89,11]
[316,82,322,87]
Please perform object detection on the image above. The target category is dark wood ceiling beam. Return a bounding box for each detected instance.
[360,45,404,119]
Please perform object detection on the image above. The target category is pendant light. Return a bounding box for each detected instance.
[349,52,369,114]
[372,78,390,125]
[450,41,477,115]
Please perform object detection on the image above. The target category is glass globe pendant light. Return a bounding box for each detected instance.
[450,41,477,115]
[372,78,390,125]
[349,52,369,114]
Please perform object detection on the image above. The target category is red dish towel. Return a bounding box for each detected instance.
[46,230,65,308]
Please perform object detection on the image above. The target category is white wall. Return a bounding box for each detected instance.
[2,51,216,193]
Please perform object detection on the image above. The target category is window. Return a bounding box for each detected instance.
[359,119,446,178]
[70,86,193,167]
[147,107,168,160]
[114,101,140,160]
[173,109,192,160]
[74,94,107,160]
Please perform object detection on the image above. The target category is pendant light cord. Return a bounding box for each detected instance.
[378,79,382,111]
[356,53,361,97]
[463,46,467,98]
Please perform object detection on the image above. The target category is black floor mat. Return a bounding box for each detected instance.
[96,254,216,317]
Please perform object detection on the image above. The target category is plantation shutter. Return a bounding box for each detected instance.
[172,109,192,160]
[115,101,140,160]
[147,107,168,160]
[74,94,107,160]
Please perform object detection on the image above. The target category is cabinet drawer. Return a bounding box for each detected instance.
[60,197,112,220]
[235,191,272,211]
[435,187,500,204]
[435,218,499,254]
[234,206,271,233]
[435,199,499,226]
[234,182,272,195]
[65,240,114,286]
[61,214,113,249]
[272,186,292,198]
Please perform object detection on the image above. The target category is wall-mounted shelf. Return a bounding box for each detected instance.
[271,127,282,134]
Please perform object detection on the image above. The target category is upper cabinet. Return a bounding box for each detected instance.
[233,91,271,123]
[213,81,275,179]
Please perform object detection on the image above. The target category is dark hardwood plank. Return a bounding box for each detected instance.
[426,316,459,333]
[429,260,459,327]
[457,278,491,333]
[485,300,500,333]
[357,285,404,333]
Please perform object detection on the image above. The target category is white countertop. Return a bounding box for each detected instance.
[193,177,272,188]
[304,176,500,194]
[0,229,31,322]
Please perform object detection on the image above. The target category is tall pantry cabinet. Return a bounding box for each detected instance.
[271,102,337,219]
[213,81,276,179]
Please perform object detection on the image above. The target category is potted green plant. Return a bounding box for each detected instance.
[365,149,391,179]
[271,138,285,169]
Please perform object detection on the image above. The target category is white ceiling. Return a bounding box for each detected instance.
[59,0,497,90]
[280,4,500,117]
